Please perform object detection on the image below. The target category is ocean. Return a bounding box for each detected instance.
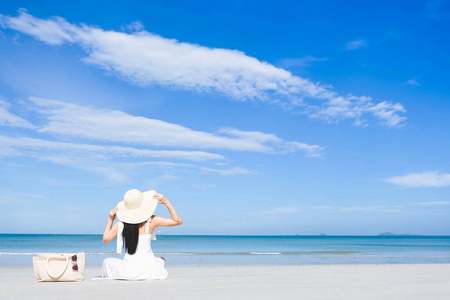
[1,234,449,265]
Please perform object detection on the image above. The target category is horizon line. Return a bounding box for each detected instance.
[1,233,448,237]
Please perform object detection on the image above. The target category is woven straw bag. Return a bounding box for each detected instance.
[33,252,85,282]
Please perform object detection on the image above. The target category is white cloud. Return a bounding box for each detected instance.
[258,206,300,215]
[345,39,367,50]
[0,135,227,180]
[0,136,257,179]
[0,101,35,129]
[384,171,450,188]
[0,9,78,45]
[0,11,406,127]
[217,127,324,156]
[0,96,318,179]
[367,101,407,127]
[308,95,406,127]
[27,97,322,156]
[404,77,420,86]
[277,56,327,68]
[121,20,145,33]
[0,135,223,161]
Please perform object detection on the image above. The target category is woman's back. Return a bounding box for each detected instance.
[131,219,155,255]
[104,219,167,280]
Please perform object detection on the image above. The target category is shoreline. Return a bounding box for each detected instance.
[1,264,449,299]
[2,252,450,266]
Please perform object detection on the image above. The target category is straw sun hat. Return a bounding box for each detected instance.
[116,189,158,224]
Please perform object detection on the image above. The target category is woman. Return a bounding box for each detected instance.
[102,189,182,280]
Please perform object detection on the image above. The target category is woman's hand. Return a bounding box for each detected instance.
[150,192,182,228]
[154,193,168,205]
[109,207,119,221]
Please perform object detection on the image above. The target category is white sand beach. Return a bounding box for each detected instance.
[1,264,449,299]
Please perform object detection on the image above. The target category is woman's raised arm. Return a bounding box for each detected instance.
[103,207,119,244]
[151,193,183,228]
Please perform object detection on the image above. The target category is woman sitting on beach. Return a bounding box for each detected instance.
[102,189,182,280]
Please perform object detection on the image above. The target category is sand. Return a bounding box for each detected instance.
[1,264,449,299]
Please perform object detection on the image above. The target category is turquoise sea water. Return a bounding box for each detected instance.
[1,234,449,265]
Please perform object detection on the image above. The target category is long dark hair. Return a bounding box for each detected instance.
[122,223,140,255]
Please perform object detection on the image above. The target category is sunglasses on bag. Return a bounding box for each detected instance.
[71,255,78,271]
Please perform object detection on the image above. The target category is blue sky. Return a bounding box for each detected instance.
[0,0,449,235]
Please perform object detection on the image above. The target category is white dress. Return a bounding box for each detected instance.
[102,218,168,280]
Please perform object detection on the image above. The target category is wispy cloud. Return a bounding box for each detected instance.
[384,171,450,188]
[0,100,35,129]
[277,56,327,69]
[0,96,320,179]
[216,127,324,157]
[121,20,145,33]
[345,39,367,50]
[27,97,323,156]
[0,135,228,180]
[0,11,406,127]
[0,135,258,180]
[0,135,223,161]
[308,95,406,127]
[404,78,420,86]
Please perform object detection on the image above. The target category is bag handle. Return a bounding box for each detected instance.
[46,256,69,279]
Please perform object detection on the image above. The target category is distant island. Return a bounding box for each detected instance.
[378,232,421,236]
